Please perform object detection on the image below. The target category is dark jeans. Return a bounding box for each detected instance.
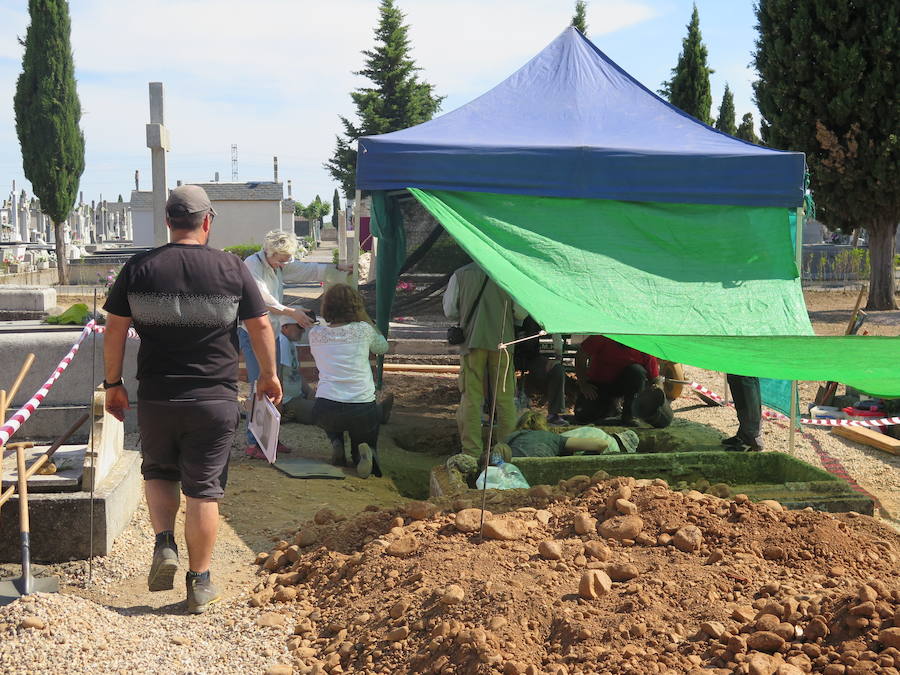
[727,374,763,447]
[519,354,566,415]
[313,397,380,467]
[574,363,648,424]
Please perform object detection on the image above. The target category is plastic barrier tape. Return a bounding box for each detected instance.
[689,381,899,428]
[0,322,141,447]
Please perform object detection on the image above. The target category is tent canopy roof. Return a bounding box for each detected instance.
[357,27,805,207]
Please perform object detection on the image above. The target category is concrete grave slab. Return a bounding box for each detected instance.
[0,285,56,320]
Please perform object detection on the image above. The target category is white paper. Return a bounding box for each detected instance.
[248,383,281,463]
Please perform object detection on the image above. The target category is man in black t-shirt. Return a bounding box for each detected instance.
[103,185,281,614]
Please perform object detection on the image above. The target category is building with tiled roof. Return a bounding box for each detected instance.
[131,181,289,248]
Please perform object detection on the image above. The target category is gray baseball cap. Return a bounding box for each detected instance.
[166,185,217,218]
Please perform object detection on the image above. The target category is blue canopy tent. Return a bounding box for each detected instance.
[354,28,900,397]
[357,26,804,341]
[358,27,805,207]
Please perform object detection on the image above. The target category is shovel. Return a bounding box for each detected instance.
[0,442,59,605]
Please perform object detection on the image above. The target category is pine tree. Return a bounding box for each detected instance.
[754,0,900,309]
[325,0,443,198]
[14,0,84,285]
[659,4,713,125]
[332,189,341,228]
[735,113,759,144]
[572,0,588,34]
[714,84,736,135]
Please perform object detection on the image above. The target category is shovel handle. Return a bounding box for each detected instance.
[15,445,28,534]
[7,353,35,408]
[14,444,31,595]
[0,413,89,509]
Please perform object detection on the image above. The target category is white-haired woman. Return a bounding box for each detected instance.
[239,230,349,457]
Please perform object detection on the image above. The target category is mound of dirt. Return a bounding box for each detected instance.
[247,477,900,675]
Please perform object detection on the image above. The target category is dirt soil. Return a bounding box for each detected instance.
[1,286,892,673]
[248,476,900,674]
[804,288,900,336]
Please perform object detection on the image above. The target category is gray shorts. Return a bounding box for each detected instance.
[137,399,240,499]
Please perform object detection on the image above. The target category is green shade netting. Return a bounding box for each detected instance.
[370,192,406,388]
[408,188,900,397]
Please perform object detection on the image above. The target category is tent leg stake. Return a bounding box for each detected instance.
[478,300,509,541]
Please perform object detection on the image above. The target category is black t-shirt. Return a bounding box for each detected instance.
[103,243,267,401]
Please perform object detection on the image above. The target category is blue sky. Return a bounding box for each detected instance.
[0,0,760,206]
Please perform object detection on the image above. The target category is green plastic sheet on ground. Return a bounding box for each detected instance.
[409,189,900,397]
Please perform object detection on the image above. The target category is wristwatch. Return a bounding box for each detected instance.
[102,379,124,389]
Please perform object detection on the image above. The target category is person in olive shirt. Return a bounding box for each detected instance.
[103,185,281,614]
[443,262,527,458]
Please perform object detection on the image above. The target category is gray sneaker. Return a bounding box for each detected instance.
[186,572,221,614]
[357,443,373,479]
[147,541,179,592]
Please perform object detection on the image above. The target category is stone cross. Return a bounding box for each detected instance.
[146,82,170,246]
[9,181,18,242]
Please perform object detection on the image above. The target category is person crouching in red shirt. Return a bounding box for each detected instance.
[574,336,661,426]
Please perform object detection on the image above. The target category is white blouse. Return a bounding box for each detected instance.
[308,322,389,403]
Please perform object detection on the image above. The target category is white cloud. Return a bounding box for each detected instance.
[0,0,657,203]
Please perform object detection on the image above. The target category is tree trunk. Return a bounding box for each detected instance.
[865,219,898,310]
[53,221,69,286]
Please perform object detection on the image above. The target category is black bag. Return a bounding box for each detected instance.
[446,325,466,345]
[447,276,489,346]
[513,315,542,371]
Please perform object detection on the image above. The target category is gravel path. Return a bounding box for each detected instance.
[0,592,295,674]
[0,497,298,675]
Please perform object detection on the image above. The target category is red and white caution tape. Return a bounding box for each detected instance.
[689,381,899,427]
[0,322,141,447]
[794,414,900,428]
[1,321,96,446]
[92,324,140,339]
[690,382,726,405]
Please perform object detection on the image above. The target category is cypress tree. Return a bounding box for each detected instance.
[314,194,330,224]
[14,0,84,285]
[735,113,759,144]
[714,84,737,136]
[331,189,340,228]
[572,0,588,34]
[659,4,713,125]
[325,0,443,198]
[754,0,900,309]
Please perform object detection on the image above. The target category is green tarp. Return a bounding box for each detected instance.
[612,335,899,399]
[410,189,812,336]
[408,188,900,397]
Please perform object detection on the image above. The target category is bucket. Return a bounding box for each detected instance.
[809,405,848,420]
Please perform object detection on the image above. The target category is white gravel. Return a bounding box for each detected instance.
[0,592,296,675]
